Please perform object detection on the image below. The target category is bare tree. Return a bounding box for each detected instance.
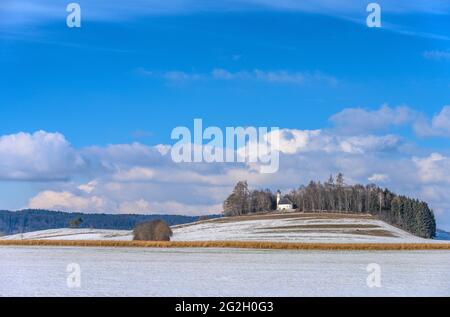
[223,181,250,216]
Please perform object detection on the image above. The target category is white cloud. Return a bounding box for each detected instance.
[113,167,156,182]
[119,199,222,215]
[337,135,402,154]
[140,68,338,86]
[368,173,390,183]
[0,131,84,181]
[423,50,450,61]
[81,142,171,173]
[413,153,450,184]
[432,106,450,133]
[330,104,450,139]
[414,106,450,137]
[212,69,338,85]
[28,190,107,213]
[78,180,98,194]
[118,199,152,214]
[329,105,417,135]
[163,71,204,81]
[28,181,225,215]
[268,129,322,154]
[260,128,403,155]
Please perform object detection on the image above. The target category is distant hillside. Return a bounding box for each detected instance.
[0,209,209,235]
[224,175,437,239]
[436,229,450,241]
[172,212,434,244]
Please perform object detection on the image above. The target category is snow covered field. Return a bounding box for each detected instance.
[171,213,429,243]
[0,246,448,297]
[2,212,440,243]
[1,228,133,241]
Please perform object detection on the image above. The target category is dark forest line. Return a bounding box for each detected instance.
[0,209,203,235]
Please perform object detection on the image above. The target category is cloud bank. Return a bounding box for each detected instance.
[0,131,84,181]
[1,105,450,229]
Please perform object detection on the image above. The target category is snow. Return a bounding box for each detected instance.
[1,213,448,296]
[0,246,448,296]
[171,213,434,243]
[1,212,446,243]
[1,228,133,241]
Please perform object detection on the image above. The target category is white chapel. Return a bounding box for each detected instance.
[276,191,294,211]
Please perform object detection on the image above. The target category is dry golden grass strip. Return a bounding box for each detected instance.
[0,240,449,250]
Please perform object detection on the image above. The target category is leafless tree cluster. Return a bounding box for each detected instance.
[289,174,387,213]
[223,181,275,216]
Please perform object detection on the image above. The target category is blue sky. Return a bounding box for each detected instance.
[1,1,450,229]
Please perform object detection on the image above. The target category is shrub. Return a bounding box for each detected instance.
[133,220,173,241]
[69,217,83,228]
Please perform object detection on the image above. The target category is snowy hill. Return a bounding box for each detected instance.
[2,212,442,243]
[171,212,431,243]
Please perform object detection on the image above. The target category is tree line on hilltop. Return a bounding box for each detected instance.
[223,174,436,239]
